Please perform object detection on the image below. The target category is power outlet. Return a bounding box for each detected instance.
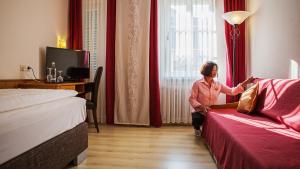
[20,65,29,71]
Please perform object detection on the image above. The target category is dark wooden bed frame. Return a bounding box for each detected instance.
[0,122,88,169]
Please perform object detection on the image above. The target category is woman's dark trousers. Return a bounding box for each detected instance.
[192,112,205,130]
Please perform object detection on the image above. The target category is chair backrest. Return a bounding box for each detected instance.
[91,67,103,107]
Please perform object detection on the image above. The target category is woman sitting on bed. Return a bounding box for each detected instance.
[189,61,254,137]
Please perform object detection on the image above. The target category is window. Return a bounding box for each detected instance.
[159,0,217,79]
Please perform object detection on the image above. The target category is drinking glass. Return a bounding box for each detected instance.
[57,71,64,83]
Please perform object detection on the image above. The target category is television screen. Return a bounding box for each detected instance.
[45,47,90,81]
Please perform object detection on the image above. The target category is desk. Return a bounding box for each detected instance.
[18,81,93,96]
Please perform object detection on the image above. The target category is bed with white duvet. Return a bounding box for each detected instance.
[0,89,87,167]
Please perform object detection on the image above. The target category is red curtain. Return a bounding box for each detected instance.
[105,0,116,124]
[68,0,83,50]
[149,0,162,127]
[224,0,246,103]
[105,0,161,126]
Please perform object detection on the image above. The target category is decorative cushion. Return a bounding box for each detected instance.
[255,79,300,132]
[237,83,259,114]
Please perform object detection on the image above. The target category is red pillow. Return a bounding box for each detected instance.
[256,79,300,131]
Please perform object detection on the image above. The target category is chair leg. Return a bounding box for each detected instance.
[92,109,99,133]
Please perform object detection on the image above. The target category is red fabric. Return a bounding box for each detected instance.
[68,0,83,50]
[149,0,162,127]
[105,0,116,124]
[256,79,300,131]
[202,109,300,169]
[224,0,246,103]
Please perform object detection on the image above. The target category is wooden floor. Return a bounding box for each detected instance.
[68,125,217,169]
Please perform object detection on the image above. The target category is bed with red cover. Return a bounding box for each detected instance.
[202,79,300,169]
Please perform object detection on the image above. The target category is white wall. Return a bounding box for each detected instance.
[247,0,300,79]
[0,0,68,79]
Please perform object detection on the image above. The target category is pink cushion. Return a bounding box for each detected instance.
[255,79,300,131]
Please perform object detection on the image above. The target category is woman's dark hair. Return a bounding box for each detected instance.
[200,61,218,77]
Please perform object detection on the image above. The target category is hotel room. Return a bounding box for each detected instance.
[0,0,299,169]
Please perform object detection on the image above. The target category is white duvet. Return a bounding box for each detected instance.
[0,89,86,164]
[0,89,78,113]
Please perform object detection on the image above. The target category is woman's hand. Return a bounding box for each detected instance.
[195,105,211,116]
[241,76,255,87]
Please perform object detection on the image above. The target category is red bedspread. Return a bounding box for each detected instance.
[202,109,300,169]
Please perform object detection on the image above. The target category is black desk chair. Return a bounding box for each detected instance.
[86,66,103,132]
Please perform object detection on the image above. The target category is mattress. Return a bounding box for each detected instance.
[0,89,78,113]
[0,89,86,165]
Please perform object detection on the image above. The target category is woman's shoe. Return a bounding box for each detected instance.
[194,130,201,137]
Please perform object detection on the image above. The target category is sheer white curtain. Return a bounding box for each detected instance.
[83,0,107,123]
[158,0,217,123]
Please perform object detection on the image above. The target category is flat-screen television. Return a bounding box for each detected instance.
[45,47,90,81]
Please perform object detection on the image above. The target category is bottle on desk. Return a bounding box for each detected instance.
[50,62,57,83]
[46,68,52,83]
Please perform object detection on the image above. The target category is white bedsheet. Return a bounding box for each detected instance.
[0,96,86,164]
[0,89,78,113]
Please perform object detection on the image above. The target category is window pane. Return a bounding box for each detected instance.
[159,0,217,79]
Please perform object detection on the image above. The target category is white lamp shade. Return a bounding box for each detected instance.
[222,11,251,25]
